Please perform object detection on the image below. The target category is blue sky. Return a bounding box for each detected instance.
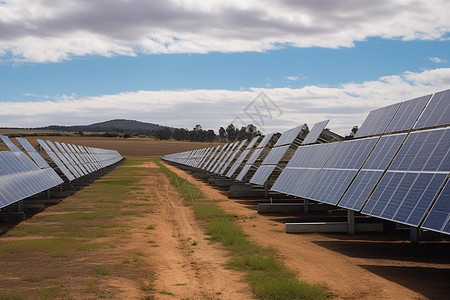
[0,0,449,135]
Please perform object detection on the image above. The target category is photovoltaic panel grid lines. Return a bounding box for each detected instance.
[354,103,401,138]
[226,136,260,178]
[361,127,450,227]
[235,133,275,181]
[421,179,450,234]
[303,137,378,205]
[271,142,338,197]
[413,89,450,129]
[339,133,407,211]
[301,120,329,145]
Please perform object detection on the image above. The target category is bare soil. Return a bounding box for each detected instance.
[1,158,449,299]
[163,163,450,300]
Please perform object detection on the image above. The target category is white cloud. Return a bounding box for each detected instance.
[0,0,449,62]
[1,68,449,135]
[285,76,299,81]
[430,57,447,63]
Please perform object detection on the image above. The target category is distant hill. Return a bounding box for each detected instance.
[36,119,175,134]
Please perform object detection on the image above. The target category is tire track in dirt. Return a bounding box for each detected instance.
[144,161,255,299]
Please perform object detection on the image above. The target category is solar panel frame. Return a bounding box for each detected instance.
[37,139,77,181]
[354,103,401,138]
[338,133,407,211]
[274,125,305,147]
[413,89,450,129]
[384,95,431,133]
[301,120,330,145]
[219,139,248,175]
[421,179,450,234]
[361,127,450,227]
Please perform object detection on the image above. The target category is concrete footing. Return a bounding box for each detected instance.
[257,202,335,213]
[0,212,26,222]
[285,222,384,233]
[228,184,265,198]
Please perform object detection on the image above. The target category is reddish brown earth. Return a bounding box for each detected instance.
[0,156,448,299]
[164,163,450,300]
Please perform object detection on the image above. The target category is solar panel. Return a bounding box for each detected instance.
[303,137,378,205]
[16,138,52,169]
[338,134,406,211]
[225,136,261,178]
[271,142,338,197]
[421,179,450,234]
[206,143,230,172]
[235,133,275,181]
[354,103,401,138]
[0,148,63,209]
[414,89,450,129]
[249,165,277,185]
[302,120,329,145]
[361,127,450,227]
[385,95,431,133]
[219,139,248,175]
[199,146,220,170]
[212,141,239,173]
[55,142,87,176]
[0,135,22,152]
[274,125,306,147]
[37,139,77,181]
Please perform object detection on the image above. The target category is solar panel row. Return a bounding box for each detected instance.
[0,136,124,210]
[163,88,450,236]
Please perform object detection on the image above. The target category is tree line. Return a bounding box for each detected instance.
[153,124,261,142]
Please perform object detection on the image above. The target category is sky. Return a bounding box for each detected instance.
[0,0,449,135]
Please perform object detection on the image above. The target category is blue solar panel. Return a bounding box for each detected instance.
[354,103,401,138]
[339,134,406,210]
[421,180,450,234]
[271,142,338,197]
[274,125,305,147]
[414,89,450,129]
[225,136,260,178]
[384,95,431,133]
[361,127,450,227]
[302,120,329,145]
[302,138,377,205]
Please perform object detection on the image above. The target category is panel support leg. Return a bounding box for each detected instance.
[410,228,420,245]
[304,199,309,214]
[347,210,355,235]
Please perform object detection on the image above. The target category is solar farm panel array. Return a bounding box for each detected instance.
[0,136,124,210]
[163,88,450,236]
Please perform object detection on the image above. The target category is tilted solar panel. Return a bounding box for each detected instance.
[361,127,450,227]
[250,165,277,185]
[225,136,261,178]
[421,179,450,234]
[37,139,76,181]
[219,139,248,175]
[354,103,401,138]
[0,150,63,209]
[271,142,338,197]
[304,137,378,205]
[301,120,329,145]
[274,125,305,147]
[338,134,406,211]
[0,135,22,152]
[414,89,450,129]
[385,95,431,133]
